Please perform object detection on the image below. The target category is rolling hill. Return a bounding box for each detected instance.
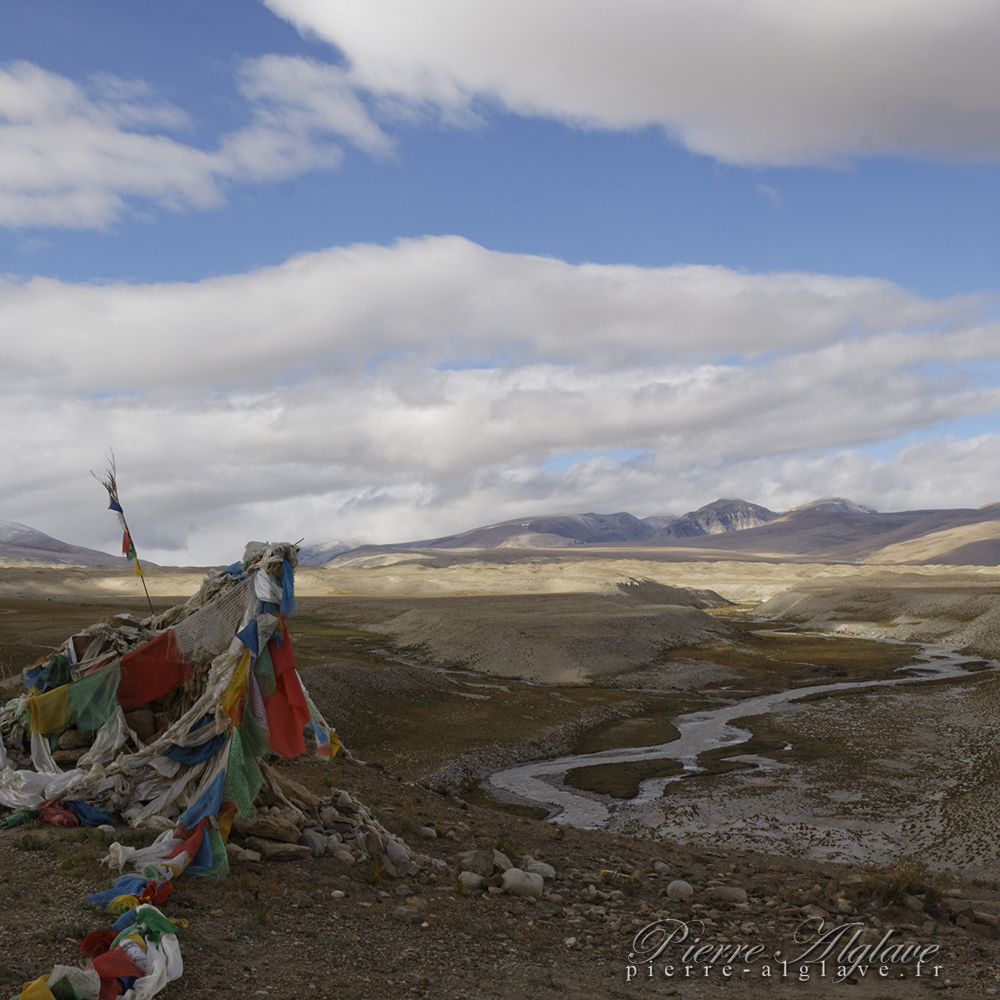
[0,521,121,566]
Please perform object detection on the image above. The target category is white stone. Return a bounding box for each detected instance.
[667,880,695,903]
[524,861,556,880]
[501,868,544,899]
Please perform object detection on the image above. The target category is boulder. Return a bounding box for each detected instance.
[667,880,695,903]
[460,848,497,878]
[225,843,262,863]
[524,861,556,881]
[244,838,312,862]
[501,868,544,899]
[458,871,485,893]
[299,828,329,858]
[124,710,156,744]
[240,813,302,844]
[492,849,513,872]
[387,839,419,877]
[57,729,93,751]
[337,791,359,814]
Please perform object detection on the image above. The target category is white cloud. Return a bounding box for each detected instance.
[0,57,389,229]
[265,0,1000,166]
[0,236,970,394]
[0,236,998,562]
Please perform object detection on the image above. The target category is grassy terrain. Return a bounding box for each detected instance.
[662,614,922,693]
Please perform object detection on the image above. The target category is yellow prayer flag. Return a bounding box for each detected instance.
[19,975,57,1000]
[28,685,70,735]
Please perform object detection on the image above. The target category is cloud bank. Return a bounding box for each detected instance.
[266,0,1000,165]
[2,236,998,563]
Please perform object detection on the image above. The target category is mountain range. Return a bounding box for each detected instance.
[4,497,1000,567]
[325,497,1000,567]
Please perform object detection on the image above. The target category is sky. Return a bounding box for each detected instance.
[3,0,1000,565]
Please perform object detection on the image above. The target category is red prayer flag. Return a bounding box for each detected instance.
[263,619,311,757]
[117,630,191,711]
[92,946,145,979]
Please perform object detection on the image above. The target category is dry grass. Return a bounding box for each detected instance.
[853,856,952,909]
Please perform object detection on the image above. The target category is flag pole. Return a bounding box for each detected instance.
[92,455,155,617]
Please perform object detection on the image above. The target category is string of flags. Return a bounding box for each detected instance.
[107,494,143,578]
[92,454,153,614]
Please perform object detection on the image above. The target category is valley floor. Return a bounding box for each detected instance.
[2,558,1000,997]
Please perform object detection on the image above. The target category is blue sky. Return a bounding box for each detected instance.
[2,0,1000,563]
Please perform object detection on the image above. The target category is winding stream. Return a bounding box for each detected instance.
[484,638,992,831]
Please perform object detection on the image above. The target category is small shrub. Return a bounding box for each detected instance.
[527,974,564,990]
[14,831,51,852]
[56,848,93,877]
[854,856,949,909]
[492,836,521,862]
[362,854,386,886]
[113,827,158,848]
[239,891,271,925]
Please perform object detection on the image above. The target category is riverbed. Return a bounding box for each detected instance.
[485,638,1000,870]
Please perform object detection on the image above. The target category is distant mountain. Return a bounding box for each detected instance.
[656,504,935,557]
[638,513,678,532]
[396,511,671,550]
[822,503,1000,565]
[297,538,365,566]
[789,497,877,515]
[646,502,1000,565]
[651,498,779,539]
[0,521,121,566]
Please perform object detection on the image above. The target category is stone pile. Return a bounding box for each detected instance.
[453,847,558,899]
[228,773,419,877]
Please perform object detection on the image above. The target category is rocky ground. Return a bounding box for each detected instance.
[3,755,1000,1000]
